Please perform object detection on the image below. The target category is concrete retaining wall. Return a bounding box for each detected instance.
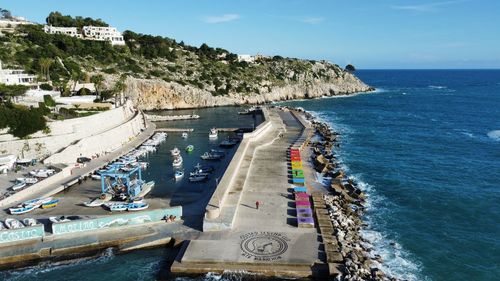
[44,111,144,164]
[51,206,183,235]
[0,224,44,245]
[0,102,136,159]
[204,108,272,220]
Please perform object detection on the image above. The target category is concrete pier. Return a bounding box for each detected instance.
[171,109,326,278]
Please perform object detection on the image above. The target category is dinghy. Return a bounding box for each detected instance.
[4,218,24,229]
[172,156,183,167]
[209,128,218,139]
[182,132,188,139]
[11,179,26,191]
[174,170,184,180]
[23,218,37,227]
[185,145,194,152]
[170,147,180,157]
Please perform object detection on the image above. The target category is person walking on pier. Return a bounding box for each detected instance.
[255,201,260,210]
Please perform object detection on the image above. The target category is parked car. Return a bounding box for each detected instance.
[77,157,91,164]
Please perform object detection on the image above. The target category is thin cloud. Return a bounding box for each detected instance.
[391,0,468,12]
[300,17,325,25]
[204,14,240,24]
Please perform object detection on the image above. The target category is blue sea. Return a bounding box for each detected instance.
[1,70,499,280]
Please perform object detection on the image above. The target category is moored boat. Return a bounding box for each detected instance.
[174,170,184,180]
[107,203,128,212]
[9,204,36,215]
[182,132,188,139]
[91,174,101,180]
[49,216,71,223]
[189,174,208,182]
[219,139,238,148]
[11,179,26,191]
[41,199,59,209]
[4,218,24,229]
[185,145,194,152]
[193,163,214,173]
[201,152,223,160]
[209,128,218,139]
[23,218,37,227]
[24,177,38,184]
[172,156,183,167]
[170,147,181,157]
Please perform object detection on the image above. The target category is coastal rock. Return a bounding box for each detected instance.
[124,73,372,110]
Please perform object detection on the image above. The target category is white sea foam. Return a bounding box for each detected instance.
[487,130,500,141]
[2,248,115,281]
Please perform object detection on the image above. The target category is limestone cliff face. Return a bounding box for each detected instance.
[124,70,372,110]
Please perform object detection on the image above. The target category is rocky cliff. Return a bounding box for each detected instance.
[124,65,372,110]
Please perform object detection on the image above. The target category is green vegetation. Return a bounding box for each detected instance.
[0,11,349,99]
[0,84,28,100]
[0,102,47,138]
[43,94,56,107]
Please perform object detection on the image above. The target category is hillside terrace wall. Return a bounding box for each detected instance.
[0,102,135,159]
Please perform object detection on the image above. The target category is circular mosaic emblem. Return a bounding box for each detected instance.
[240,232,290,261]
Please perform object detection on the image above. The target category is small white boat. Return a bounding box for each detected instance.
[127,202,149,211]
[9,204,37,215]
[4,218,24,229]
[22,197,53,208]
[175,170,184,180]
[182,132,188,139]
[139,162,149,169]
[209,128,218,139]
[49,216,71,224]
[91,174,101,180]
[172,156,183,167]
[170,147,181,157]
[23,218,37,227]
[24,177,38,184]
[11,179,26,191]
[136,181,155,198]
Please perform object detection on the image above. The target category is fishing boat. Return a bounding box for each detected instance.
[127,202,149,211]
[23,218,37,227]
[201,152,223,160]
[22,197,53,208]
[4,218,24,229]
[193,163,214,173]
[11,179,26,191]
[174,170,184,180]
[136,181,155,198]
[41,199,59,209]
[170,147,181,157]
[210,149,225,155]
[9,204,37,215]
[186,145,194,152]
[189,174,208,182]
[219,139,238,148]
[106,203,128,212]
[209,128,218,139]
[182,132,188,139]
[172,156,183,167]
[190,169,210,177]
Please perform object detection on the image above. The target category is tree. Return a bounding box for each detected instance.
[90,74,104,100]
[39,58,54,81]
[0,84,28,100]
[112,76,126,106]
[345,64,356,72]
[0,8,12,19]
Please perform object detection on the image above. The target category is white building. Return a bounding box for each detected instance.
[0,16,33,35]
[0,61,36,86]
[43,25,82,38]
[237,54,256,63]
[82,26,125,46]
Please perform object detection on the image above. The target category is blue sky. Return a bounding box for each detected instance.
[3,0,500,69]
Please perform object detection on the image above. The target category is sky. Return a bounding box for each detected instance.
[3,0,500,69]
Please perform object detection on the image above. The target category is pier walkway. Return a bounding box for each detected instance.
[172,109,323,278]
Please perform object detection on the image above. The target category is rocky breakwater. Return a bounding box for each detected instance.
[292,108,397,281]
[124,71,372,110]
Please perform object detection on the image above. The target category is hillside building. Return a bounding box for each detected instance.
[0,61,36,87]
[82,26,125,45]
[43,25,82,38]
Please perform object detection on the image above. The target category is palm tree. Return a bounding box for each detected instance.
[112,76,126,107]
[90,74,104,101]
[38,58,54,81]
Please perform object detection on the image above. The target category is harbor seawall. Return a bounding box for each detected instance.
[203,108,272,224]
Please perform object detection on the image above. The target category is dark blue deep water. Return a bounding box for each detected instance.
[1,70,498,281]
[285,70,500,280]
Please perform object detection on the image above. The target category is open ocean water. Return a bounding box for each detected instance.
[1,70,499,280]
